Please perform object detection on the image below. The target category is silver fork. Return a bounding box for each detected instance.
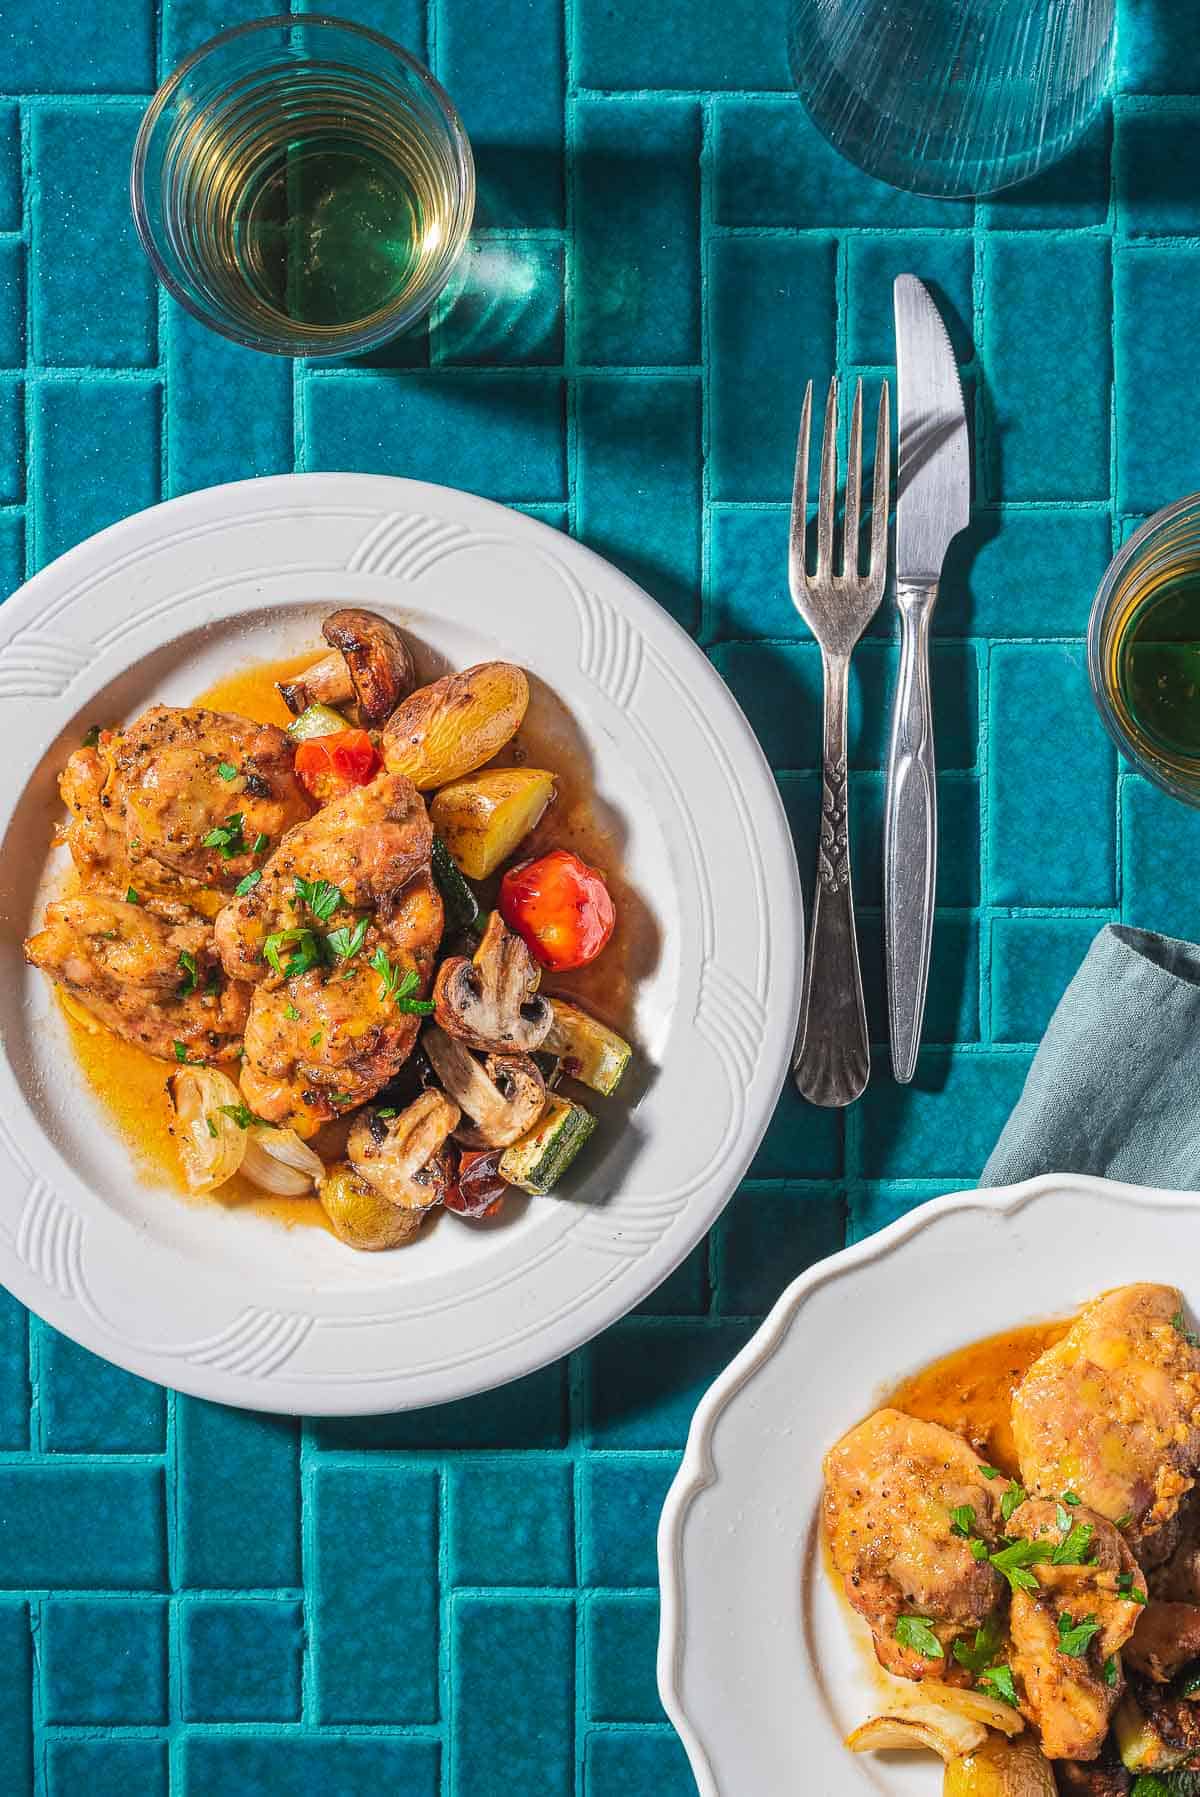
[791,375,890,1108]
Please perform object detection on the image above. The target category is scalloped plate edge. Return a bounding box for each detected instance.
[655,1171,1197,1795]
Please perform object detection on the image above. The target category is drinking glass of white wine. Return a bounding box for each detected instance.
[132,14,475,357]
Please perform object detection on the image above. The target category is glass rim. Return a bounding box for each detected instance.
[1087,490,1200,807]
[129,11,476,358]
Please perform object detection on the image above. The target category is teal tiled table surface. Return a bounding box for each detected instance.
[3,0,1200,1791]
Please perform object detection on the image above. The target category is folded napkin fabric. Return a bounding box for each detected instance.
[981,924,1200,1190]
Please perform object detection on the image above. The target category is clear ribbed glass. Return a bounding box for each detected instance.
[787,0,1115,198]
[131,15,475,357]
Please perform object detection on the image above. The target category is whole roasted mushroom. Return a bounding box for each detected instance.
[433,911,552,1054]
[423,1024,546,1148]
[347,1088,460,1211]
[279,608,416,725]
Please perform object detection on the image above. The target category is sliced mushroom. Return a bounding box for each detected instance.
[347,1088,460,1211]
[423,1024,546,1148]
[433,910,552,1054]
[278,608,415,725]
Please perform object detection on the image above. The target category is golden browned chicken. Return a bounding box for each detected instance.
[94,706,311,891]
[58,744,178,896]
[214,771,432,983]
[24,893,249,1062]
[1012,1285,1200,1566]
[823,1408,1006,1682]
[239,867,443,1134]
[1127,1600,1200,1683]
[1004,1498,1146,1759]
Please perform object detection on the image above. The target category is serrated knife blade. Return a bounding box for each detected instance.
[885,276,971,1084]
[895,273,970,584]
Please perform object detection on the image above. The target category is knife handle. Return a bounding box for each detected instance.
[794,650,870,1108]
[884,582,938,1085]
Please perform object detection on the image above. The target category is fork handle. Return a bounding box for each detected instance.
[794,651,869,1107]
[884,581,938,1085]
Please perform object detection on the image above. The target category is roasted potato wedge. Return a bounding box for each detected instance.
[318,1161,428,1250]
[382,662,529,790]
[430,767,555,880]
[943,1734,1056,1796]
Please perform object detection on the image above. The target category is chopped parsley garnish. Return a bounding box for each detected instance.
[1062,1490,1082,1506]
[205,1115,218,1138]
[173,1040,204,1065]
[251,832,268,855]
[329,1091,352,1107]
[327,918,369,963]
[284,1004,300,1021]
[217,761,238,781]
[263,927,323,980]
[979,1466,1000,1480]
[177,949,199,995]
[1052,1519,1095,1566]
[368,947,435,1013]
[81,725,101,748]
[202,812,246,860]
[377,1107,398,1119]
[949,1504,976,1539]
[125,886,139,905]
[895,1616,942,1660]
[952,1618,1003,1675]
[1001,1481,1028,1523]
[989,1538,1051,1595]
[310,1032,323,1047]
[1057,1612,1102,1659]
[1103,1655,1119,1688]
[1117,1572,1147,1605]
[1116,1511,1134,1530]
[234,869,262,897]
[968,1537,990,1561]
[1173,1309,1200,1348]
[217,1103,256,1129]
[294,877,343,922]
[978,1664,1018,1707]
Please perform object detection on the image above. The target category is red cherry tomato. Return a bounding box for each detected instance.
[444,1148,508,1219]
[294,729,380,802]
[498,848,615,972]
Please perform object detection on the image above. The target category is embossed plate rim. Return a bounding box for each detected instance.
[0,473,804,1413]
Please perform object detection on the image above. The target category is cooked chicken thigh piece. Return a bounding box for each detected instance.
[1148,1492,1200,1604]
[239,868,442,1134]
[823,1407,1005,1682]
[1126,1600,1200,1683]
[214,771,432,983]
[24,893,249,1063]
[1004,1499,1145,1760]
[58,744,179,896]
[1013,1285,1200,1566]
[100,706,311,890]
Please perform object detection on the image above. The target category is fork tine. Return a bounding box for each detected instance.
[868,378,890,581]
[842,378,863,581]
[789,380,812,589]
[815,376,838,579]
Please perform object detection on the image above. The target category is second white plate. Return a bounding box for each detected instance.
[658,1173,1200,1796]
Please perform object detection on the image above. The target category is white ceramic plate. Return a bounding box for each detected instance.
[0,472,802,1415]
[658,1173,1200,1796]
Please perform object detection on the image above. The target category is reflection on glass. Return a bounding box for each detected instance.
[787,0,1115,198]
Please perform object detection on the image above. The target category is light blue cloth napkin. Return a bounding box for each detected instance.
[981,924,1200,1190]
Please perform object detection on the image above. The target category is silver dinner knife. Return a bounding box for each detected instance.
[886,275,971,1084]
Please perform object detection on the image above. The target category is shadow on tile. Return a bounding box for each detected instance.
[981,104,1111,229]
